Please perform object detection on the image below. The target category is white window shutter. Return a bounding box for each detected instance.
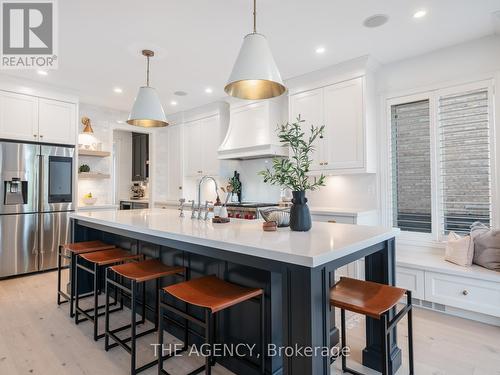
[438,88,492,234]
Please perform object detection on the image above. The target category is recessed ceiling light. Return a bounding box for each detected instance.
[174,91,188,96]
[113,87,123,94]
[170,101,178,106]
[205,87,213,94]
[37,70,48,76]
[413,10,427,19]
[315,47,326,54]
[363,14,389,28]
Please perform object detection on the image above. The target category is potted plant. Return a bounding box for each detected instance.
[259,116,325,231]
[228,175,241,203]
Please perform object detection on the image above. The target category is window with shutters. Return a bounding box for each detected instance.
[388,82,494,240]
[391,100,432,233]
[438,88,491,235]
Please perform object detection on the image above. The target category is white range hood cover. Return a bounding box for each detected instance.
[218,100,288,160]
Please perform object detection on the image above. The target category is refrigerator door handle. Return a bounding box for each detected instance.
[38,153,45,210]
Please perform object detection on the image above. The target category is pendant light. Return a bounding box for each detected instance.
[224,0,286,100]
[127,50,168,127]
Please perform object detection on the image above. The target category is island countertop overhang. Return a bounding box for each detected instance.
[70,209,399,268]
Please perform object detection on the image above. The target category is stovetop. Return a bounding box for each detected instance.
[226,202,279,208]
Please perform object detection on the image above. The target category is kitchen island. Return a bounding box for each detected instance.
[70,209,400,375]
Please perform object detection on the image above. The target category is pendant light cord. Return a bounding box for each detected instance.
[253,0,257,33]
[146,55,150,87]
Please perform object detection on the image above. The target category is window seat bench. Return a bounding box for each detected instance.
[396,250,500,324]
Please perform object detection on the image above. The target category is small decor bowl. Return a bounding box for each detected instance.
[259,208,290,227]
[82,197,97,206]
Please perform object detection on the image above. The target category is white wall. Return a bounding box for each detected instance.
[77,103,128,206]
[377,34,500,95]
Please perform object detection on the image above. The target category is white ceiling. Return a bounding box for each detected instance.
[5,0,500,114]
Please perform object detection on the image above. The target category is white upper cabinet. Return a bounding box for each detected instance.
[323,78,364,170]
[289,88,325,171]
[38,98,76,145]
[184,119,203,177]
[289,75,375,174]
[0,90,77,145]
[201,115,221,176]
[184,114,221,177]
[0,91,38,142]
[165,125,183,201]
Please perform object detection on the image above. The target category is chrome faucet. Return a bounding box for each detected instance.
[196,176,219,220]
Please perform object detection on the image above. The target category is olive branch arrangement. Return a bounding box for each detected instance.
[259,115,326,191]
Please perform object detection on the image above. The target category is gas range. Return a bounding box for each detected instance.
[225,202,279,220]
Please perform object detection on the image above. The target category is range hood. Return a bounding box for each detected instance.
[218,99,288,160]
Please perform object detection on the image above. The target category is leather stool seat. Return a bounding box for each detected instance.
[110,259,185,282]
[330,276,406,319]
[79,248,142,266]
[62,240,115,254]
[162,275,263,313]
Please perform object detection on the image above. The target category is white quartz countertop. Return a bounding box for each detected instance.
[70,209,398,268]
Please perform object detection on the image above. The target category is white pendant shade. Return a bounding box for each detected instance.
[225,33,286,100]
[127,86,168,127]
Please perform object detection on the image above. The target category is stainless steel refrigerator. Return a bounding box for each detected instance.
[0,141,75,278]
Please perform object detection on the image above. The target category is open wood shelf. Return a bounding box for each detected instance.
[78,149,111,157]
[78,172,111,179]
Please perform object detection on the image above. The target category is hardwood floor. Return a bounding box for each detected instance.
[0,271,499,375]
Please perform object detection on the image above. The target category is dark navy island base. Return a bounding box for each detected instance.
[72,218,401,375]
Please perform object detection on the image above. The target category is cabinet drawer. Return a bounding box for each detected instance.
[396,267,424,300]
[311,214,355,224]
[424,272,500,317]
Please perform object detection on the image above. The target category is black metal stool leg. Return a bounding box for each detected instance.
[158,290,165,375]
[260,294,266,374]
[341,308,347,372]
[141,280,147,324]
[105,268,111,351]
[381,313,389,375]
[57,245,62,305]
[131,280,137,375]
[74,257,80,325]
[69,253,75,317]
[93,263,100,341]
[205,309,212,375]
[407,291,414,375]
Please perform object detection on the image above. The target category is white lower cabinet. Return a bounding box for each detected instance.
[396,267,425,300]
[424,271,500,317]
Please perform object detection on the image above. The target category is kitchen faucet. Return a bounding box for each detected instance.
[196,175,219,219]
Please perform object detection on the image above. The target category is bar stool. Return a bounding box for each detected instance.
[158,275,265,375]
[104,259,186,375]
[75,248,143,340]
[330,277,414,375]
[57,240,115,317]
